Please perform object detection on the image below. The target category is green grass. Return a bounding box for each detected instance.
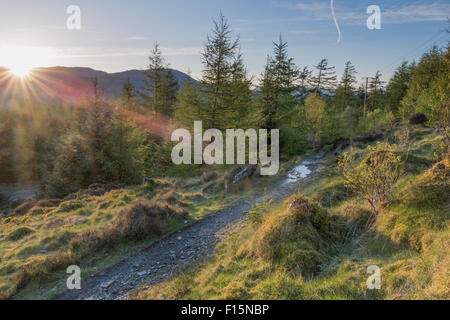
[0,158,299,299]
[131,125,449,300]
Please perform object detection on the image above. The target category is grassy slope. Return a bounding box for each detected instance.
[132,126,449,300]
[0,159,300,299]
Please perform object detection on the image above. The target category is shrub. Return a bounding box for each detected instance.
[247,189,273,224]
[6,227,35,241]
[409,113,428,125]
[35,199,62,208]
[111,201,186,240]
[247,195,329,277]
[57,200,84,213]
[13,199,37,216]
[28,207,47,216]
[338,142,402,219]
[202,171,218,182]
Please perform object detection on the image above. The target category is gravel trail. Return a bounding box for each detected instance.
[53,156,323,300]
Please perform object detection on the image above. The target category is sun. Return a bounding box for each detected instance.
[0,45,53,78]
[9,65,32,78]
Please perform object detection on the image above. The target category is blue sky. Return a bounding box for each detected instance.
[0,0,448,83]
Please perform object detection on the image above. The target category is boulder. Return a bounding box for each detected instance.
[232,164,257,184]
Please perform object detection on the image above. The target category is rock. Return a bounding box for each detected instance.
[137,271,147,277]
[232,165,257,184]
[142,177,153,185]
[177,236,182,241]
[40,249,48,254]
[101,280,115,289]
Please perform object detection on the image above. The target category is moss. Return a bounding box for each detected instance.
[57,200,83,213]
[28,207,47,216]
[311,179,349,207]
[6,227,35,241]
[13,199,37,216]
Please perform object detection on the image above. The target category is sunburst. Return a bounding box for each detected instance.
[0,45,53,78]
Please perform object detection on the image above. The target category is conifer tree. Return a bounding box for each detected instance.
[335,61,357,110]
[174,71,204,127]
[141,43,178,116]
[259,36,299,130]
[310,58,337,93]
[200,12,240,129]
[120,78,138,111]
[272,35,299,92]
[368,70,385,110]
[259,56,278,130]
[369,70,384,93]
[385,61,412,114]
[298,66,312,97]
[229,51,254,127]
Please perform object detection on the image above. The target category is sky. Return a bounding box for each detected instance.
[0,0,448,83]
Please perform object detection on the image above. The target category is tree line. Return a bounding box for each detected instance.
[0,13,448,198]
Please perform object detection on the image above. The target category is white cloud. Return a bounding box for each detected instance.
[294,2,329,11]
[290,1,450,24]
[126,36,147,40]
[56,47,201,58]
[382,3,450,24]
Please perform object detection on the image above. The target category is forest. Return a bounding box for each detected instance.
[0,14,447,200]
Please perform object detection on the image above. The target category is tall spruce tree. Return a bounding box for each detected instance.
[385,61,412,114]
[174,71,204,127]
[368,70,385,110]
[229,51,254,127]
[335,61,357,111]
[161,69,179,116]
[141,43,178,116]
[310,58,337,94]
[259,55,278,129]
[259,36,299,129]
[298,66,312,97]
[120,78,138,111]
[272,35,299,92]
[200,12,239,129]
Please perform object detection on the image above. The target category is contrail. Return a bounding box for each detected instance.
[330,0,341,43]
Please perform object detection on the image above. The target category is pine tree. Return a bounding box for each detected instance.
[259,36,299,130]
[335,61,357,111]
[174,71,204,127]
[385,61,412,114]
[200,12,240,129]
[229,51,254,127]
[368,70,385,110]
[298,66,312,97]
[120,78,138,111]
[161,69,179,116]
[141,43,178,116]
[369,70,384,93]
[340,61,357,95]
[310,58,337,94]
[259,56,278,130]
[272,35,299,92]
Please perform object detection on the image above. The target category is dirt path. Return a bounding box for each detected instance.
[53,156,323,300]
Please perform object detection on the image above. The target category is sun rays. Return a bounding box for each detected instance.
[0,45,55,78]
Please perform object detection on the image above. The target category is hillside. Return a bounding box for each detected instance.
[0,66,194,105]
[131,125,449,300]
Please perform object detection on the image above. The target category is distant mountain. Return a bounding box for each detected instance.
[0,66,195,105]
